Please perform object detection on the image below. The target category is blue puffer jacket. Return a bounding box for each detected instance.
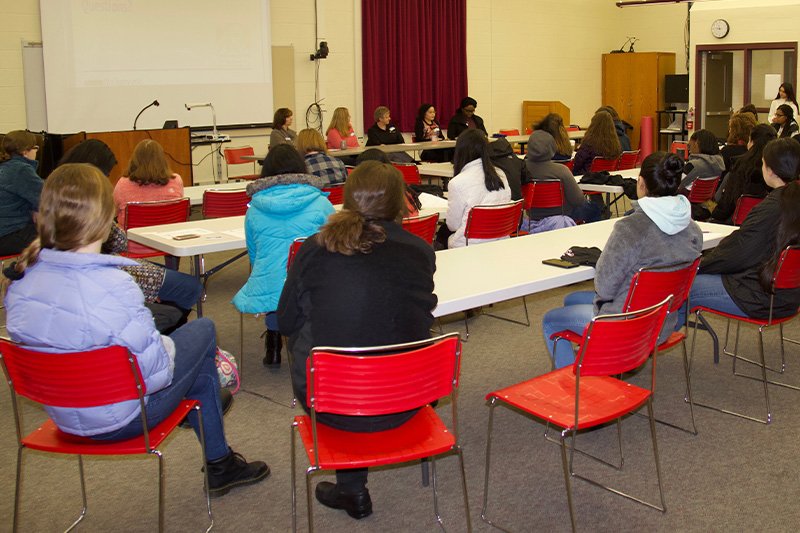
[0,155,43,237]
[232,173,334,314]
[5,249,173,436]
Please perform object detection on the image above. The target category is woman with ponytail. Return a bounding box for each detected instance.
[3,163,269,497]
[542,152,704,369]
[277,161,437,520]
[687,138,800,322]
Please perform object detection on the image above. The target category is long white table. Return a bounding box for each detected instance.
[128,217,735,318]
[418,163,638,195]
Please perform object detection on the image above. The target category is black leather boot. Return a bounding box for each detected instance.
[315,482,372,519]
[206,449,270,497]
[262,330,282,366]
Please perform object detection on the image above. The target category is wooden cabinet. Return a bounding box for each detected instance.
[602,52,675,150]
[522,101,570,133]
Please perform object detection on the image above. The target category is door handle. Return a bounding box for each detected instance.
[705,111,730,117]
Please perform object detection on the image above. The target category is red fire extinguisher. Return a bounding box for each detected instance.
[686,107,694,131]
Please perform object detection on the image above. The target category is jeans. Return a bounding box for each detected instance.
[570,201,603,224]
[676,273,747,326]
[92,318,229,461]
[264,311,279,330]
[541,290,595,369]
[159,267,203,310]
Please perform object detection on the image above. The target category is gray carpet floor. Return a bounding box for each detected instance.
[2,246,800,533]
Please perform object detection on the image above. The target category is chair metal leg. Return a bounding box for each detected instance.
[239,313,244,380]
[430,456,445,531]
[559,432,578,533]
[196,405,214,532]
[290,423,298,533]
[13,446,22,533]
[481,400,512,532]
[155,450,165,533]
[421,458,430,487]
[639,340,699,435]
[305,467,316,533]
[456,447,472,533]
[647,400,667,512]
[64,454,88,532]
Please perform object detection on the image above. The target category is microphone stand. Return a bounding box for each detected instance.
[133,100,159,130]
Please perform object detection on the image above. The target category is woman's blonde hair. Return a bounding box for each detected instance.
[581,111,622,158]
[727,112,757,144]
[296,128,328,154]
[125,139,172,185]
[1,130,37,162]
[3,163,115,285]
[317,161,406,255]
[327,107,352,138]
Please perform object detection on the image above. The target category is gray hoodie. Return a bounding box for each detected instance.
[524,130,585,219]
[680,153,725,191]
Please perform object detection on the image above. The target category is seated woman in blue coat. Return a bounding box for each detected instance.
[0,131,43,255]
[3,163,269,497]
[232,144,335,366]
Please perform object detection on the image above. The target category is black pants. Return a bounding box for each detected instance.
[0,224,37,256]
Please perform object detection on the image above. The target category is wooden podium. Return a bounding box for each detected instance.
[522,101,570,133]
[63,127,193,186]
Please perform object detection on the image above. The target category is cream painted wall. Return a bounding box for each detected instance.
[0,0,41,134]
[2,1,690,139]
[689,0,800,116]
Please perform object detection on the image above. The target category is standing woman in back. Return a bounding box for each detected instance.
[768,82,799,122]
[269,108,297,149]
[572,111,622,175]
[441,129,511,249]
[113,139,184,229]
[0,131,43,255]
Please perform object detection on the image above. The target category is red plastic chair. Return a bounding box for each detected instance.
[498,129,522,153]
[686,176,720,205]
[551,258,702,434]
[290,333,471,532]
[671,141,689,161]
[463,200,529,336]
[123,198,191,259]
[617,150,641,170]
[393,163,422,185]
[555,159,574,172]
[732,194,764,225]
[521,180,564,212]
[589,156,619,172]
[287,237,307,272]
[0,340,212,532]
[482,298,671,532]
[402,213,440,245]
[223,146,260,181]
[690,245,800,424]
[200,189,250,289]
[322,184,345,205]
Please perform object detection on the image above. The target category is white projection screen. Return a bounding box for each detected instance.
[40,0,273,133]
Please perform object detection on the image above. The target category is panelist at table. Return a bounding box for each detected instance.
[365,106,414,163]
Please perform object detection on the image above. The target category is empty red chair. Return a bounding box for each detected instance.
[551,258,702,434]
[202,188,249,218]
[690,246,800,424]
[123,198,191,259]
[687,176,720,205]
[589,156,619,172]
[617,150,641,170]
[322,184,345,205]
[393,163,422,185]
[290,333,471,532]
[402,213,440,245]
[482,298,671,532]
[0,340,212,532]
[223,146,260,181]
[732,194,764,225]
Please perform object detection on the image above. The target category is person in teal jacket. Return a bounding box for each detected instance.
[232,144,335,366]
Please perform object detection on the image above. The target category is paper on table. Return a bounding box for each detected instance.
[153,228,215,239]
[418,192,448,209]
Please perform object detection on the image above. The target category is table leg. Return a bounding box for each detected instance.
[193,255,204,317]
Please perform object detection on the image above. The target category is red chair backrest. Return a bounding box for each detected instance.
[307,334,461,416]
[498,129,520,137]
[393,163,422,185]
[623,257,701,315]
[402,213,439,245]
[687,176,720,204]
[617,150,640,170]
[322,184,345,205]
[465,200,523,243]
[574,298,671,378]
[671,141,689,160]
[732,194,764,225]
[589,156,618,173]
[124,198,190,231]
[346,166,355,175]
[287,237,306,272]
[223,146,256,165]
[772,246,800,291]
[202,189,249,218]
[0,341,143,407]
[521,180,564,211]
[567,126,581,132]
[554,159,574,172]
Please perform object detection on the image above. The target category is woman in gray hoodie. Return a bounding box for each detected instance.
[542,152,703,369]
[679,129,725,193]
